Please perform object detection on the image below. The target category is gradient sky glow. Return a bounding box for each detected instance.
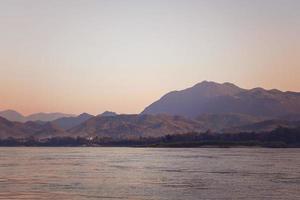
[0,0,300,115]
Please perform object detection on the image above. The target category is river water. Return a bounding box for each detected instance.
[0,148,299,199]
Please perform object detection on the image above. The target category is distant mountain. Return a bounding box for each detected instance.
[52,113,94,130]
[98,111,117,117]
[26,112,75,122]
[0,110,26,122]
[142,81,300,118]
[53,111,118,130]
[0,116,65,139]
[0,110,75,122]
[69,114,204,139]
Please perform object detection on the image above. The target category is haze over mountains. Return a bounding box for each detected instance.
[0,116,65,139]
[1,81,300,139]
[0,110,75,122]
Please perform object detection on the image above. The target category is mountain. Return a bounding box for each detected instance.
[98,111,118,117]
[2,81,300,139]
[142,81,300,118]
[0,116,65,139]
[0,110,75,122]
[26,112,75,122]
[53,111,118,130]
[0,110,26,122]
[69,114,204,139]
[52,113,94,130]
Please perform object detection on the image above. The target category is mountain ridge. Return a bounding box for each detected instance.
[0,116,66,139]
[52,113,94,130]
[0,110,75,122]
[142,81,300,118]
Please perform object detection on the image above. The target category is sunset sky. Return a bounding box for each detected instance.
[0,0,299,115]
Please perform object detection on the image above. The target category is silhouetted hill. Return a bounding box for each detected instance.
[142,81,300,118]
[53,113,94,130]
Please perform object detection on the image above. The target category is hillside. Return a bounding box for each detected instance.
[142,81,300,118]
[0,116,65,139]
[69,114,204,139]
[52,113,94,130]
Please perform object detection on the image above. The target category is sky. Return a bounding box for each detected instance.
[0,0,299,115]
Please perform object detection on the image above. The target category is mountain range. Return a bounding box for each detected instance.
[0,110,75,122]
[0,116,65,139]
[1,81,300,139]
[142,81,300,118]
[0,111,121,138]
[51,111,117,130]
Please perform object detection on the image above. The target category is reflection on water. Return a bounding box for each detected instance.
[0,148,299,200]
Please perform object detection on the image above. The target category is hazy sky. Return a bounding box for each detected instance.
[0,0,299,115]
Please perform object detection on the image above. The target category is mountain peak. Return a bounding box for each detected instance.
[194,80,219,87]
[189,81,244,98]
[99,111,117,117]
[222,82,239,88]
[194,81,240,89]
[250,87,265,92]
[1,109,21,113]
[0,110,25,122]
[78,113,93,118]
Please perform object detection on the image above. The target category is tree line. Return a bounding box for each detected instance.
[0,126,300,147]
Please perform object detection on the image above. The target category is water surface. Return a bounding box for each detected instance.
[0,148,299,199]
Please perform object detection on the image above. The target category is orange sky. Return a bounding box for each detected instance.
[0,0,299,115]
